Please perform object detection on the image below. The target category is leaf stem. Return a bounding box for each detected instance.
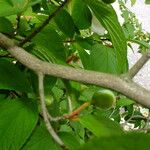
[38,72,68,149]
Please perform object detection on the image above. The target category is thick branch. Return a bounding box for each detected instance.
[127,50,150,78]
[0,33,150,108]
[19,0,69,46]
[38,72,67,149]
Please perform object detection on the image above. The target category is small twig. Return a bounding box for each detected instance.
[63,39,76,43]
[122,113,149,130]
[134,128,150,132]
[46,109,53,120]
[127,50,150,78]
[15,14,21,35]
[67,96,73,112]
[38,72,68,149]
[19,0,69,46]
[109,107,116,118]
[62,80,74,112]
[66,54,79,64]
[121,110,135,126]
[49,115,66,122]
[130,113,150,132]
[130,115,147,120]
[65,102,90,120]
[46,102,90,122]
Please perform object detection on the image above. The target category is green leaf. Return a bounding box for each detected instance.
[79,87,97,102]
[29,0,42,6]
[0,0,29,17]
[54,10,76,38]
[0,93,7,99]
[18,17,31,36]
[74,40,91,69]
[10,0,29,12]
[0,17,13,33]
[130,39,150,49]
[59,132,81,150]
[117,98,135,107]
[32,26,66,63]
[89,44,118,74]
[71,0,92,29]
[79,115,123,137]
[22,124,61,150]
[78,133,150,150]
[95,111,122,129]
[123,23,135,39]
[70,121,85,142]
[0,98,38,150]
[145,0,150,4]
[84,0,127,73]
[0,0,15,17]
[0,59,31,92]
[131,0,136,6]
[76,43,118,73]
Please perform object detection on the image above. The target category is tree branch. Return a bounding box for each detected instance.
[38,72,68,149]
[127,50,150,78]
[0,33,150,108]
[19,0,69,46]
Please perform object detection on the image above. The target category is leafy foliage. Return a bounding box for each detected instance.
[145,0,150,4]
[0,59,31,92]
[0,98,38,150]
[78,133,150,150]
[85,0,127,73]
[0,0,149,150]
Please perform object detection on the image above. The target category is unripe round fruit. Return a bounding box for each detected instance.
[45,95,54,106]
[91,89,116,109]
[102,0,116,4]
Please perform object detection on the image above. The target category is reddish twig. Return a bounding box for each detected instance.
[64,102,90,120]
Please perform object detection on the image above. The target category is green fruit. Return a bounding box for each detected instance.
[102,0,116,4]
[91,89,116,109]
[45,95,54,106]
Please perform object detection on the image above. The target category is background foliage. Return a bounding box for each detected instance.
[0,0,150,150]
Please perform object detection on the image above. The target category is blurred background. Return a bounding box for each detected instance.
[113,0,150,89]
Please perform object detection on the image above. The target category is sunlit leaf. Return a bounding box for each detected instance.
[32,26,66,63]
[79,115,123,137]
[0,0,29,16]
[54,10,76,38]
[117,98,135,107]
[84,0,127,73]
[71,0,92,29]
[89,44,118,73]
